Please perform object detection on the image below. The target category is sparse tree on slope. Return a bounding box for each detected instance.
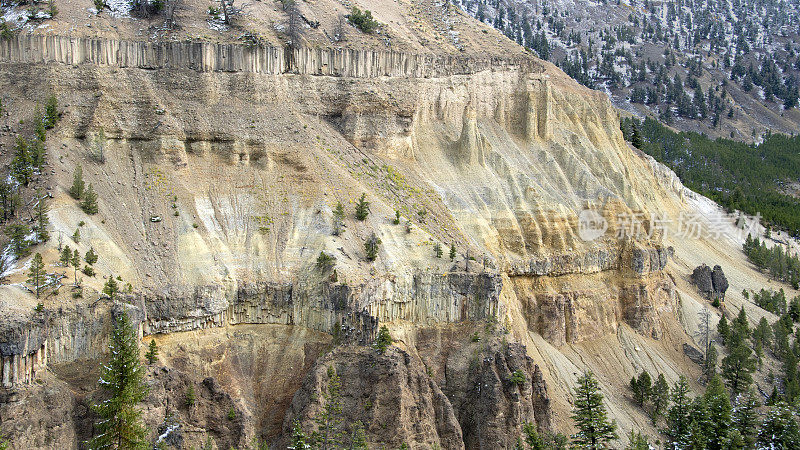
[89,311,148,450]
[28,253,45,299]
[570,371,617,449]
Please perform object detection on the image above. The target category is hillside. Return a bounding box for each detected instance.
[456,0,800,142]
[0,0,798,449]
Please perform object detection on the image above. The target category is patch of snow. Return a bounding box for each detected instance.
[106,0,132,18]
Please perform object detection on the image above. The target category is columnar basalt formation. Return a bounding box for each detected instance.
[0,34,542,78]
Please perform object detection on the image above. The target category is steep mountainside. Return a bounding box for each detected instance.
[0,0,796,448]
[456,0,800,142]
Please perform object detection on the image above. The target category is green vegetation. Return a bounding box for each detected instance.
[347,7,379,33]
[743,235,800,289]
[70,165,85,200]
[332,202,345,235]
[34,189,49,243]
[354,193,370,221]
[571,371,617,449]
[103,276,120,300]
[375,325,392,354]
[627,116,800,234]
[509,370,525,386]
[433,243,443,258]
[629,371,651,407]
[312,366,343,447]
[81,183,99,214]
[145,339,158,364]
[316,251,336,271]
[27,253,45,299]
[364,233,380,261]
[89,311,148,450]
[5,224,31,258]
[449,243,456,260]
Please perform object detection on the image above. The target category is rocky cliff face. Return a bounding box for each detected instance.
[0,5,704,443]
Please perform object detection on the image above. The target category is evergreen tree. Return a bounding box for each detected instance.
[630,370,652,407]
[185,384,196,408]
[757,402,800,449]
[34,189,49,242]
[5,224,31,258]
[89,311,148,450]
[433,243,443,258]
[70,165,85,200]
[665,375,692,448]
[650,373,670,425]
[85,248,99,265]
[289,420,312,450]
[348,421,368,449]
[364,233,380,262]
[81,183,99,215]
[624,430,649,450]
[314,366,344,450]
[717,314,730,346]
[687,396,711,449]
[731,388,760,448]
[721,339,756,396]
[703,343,718,381]
[104,277,120,300]
[354,194,370,221]
[11,136,33,187]
[703,375,732,450]
[27,253,45,299]
[71,249,81,285]
[144,339,158,364]
[375,325,392,354]
[449,243,456,260]
[570,371,618,449]
[332,202,345,236]
[60,245,72,268]
[630,121,643,149]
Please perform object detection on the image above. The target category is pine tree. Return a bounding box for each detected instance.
[757,402,800,449]
[630,370,652,407]
[650,373,670,425]
[731,388,760,448]
[364,233,380,262]
[289,420,312,450]
[104,277,120,300]
[85,248,98,265]
[630,121,643,149]
[34,189,49,242]
[721,339,756,396]
[348,421,368,449]
[60,245,72,268]
[433,243,443,258]
[375,325,392,354]
[71,249,80,285]
[703,375,731,450]
[144,339,158,364]
[11,136,33,187]
[89,311,148,450]
[665,375,692,448]
[81,183,99,215]
[354,193,370,221]
[185,384,196,408]
[5,224,31,258]
[28,253,45,299]
[314,365,344,450]
[717,314,730,346]
[331,202,345,236]
[570,371,618,449]
[449,243,456,260]
[70,165,85,200]
[625,430,649,450]
[703,343,718,381]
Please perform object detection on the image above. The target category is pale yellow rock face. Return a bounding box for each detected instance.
[1,9,790,441]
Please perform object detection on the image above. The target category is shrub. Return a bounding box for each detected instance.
[375,325,392,353]
[348,7,379,33]
[509,370,525,386]
[316,251,335,271]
